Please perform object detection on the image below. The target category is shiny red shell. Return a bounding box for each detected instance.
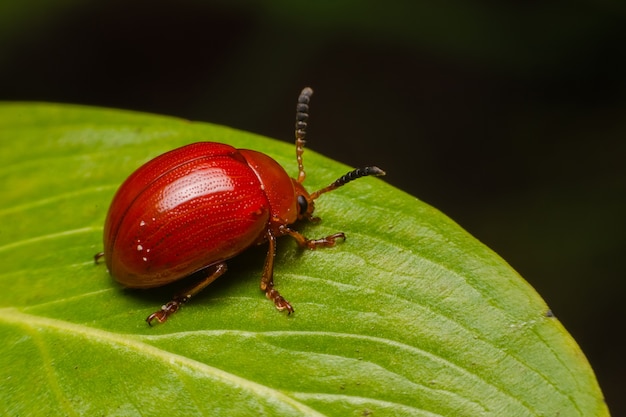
[103,142,307,288]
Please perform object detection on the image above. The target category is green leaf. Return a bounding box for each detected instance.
[0,103,608,416]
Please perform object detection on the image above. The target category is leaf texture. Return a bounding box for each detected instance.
[0,103,609,416]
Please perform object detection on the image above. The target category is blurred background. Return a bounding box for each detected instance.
[1,1,624,413]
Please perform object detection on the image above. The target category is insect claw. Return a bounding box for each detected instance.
[266,288,294,314]
[146,301,180,326]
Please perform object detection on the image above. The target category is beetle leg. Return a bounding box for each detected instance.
[146,263,228,326]
[93,252,104,264]
[261,231,294,314]
[280,225,346,250]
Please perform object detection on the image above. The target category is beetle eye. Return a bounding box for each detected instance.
[297,195,308,215]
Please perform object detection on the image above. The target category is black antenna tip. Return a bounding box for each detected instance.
[366,166,386,177]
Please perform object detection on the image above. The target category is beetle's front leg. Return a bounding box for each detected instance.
[261,231,294,314]
[146,263,228,325]
[280,225,346,250]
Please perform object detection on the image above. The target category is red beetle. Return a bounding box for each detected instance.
[96,87,385,325]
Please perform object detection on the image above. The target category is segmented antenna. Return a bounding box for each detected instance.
[295,87,313,183]
[310,166,386,200]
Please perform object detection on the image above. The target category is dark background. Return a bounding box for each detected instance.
[2,1,624,414]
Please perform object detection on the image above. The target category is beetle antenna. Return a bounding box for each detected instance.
[310,166,385,200]
[295,87,313,184]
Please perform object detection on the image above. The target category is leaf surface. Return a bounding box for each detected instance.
[0,103,608,416]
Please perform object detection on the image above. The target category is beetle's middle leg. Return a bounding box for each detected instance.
[146,262,228,325]
[261,231,294,314]
[260,227,345,315]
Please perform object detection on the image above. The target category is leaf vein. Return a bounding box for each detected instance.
[0,308,326,416]
[0,227,98,253]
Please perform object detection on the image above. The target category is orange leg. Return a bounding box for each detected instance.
[260,231,294,314]
[280,225,345,249]
[259,227,346,314]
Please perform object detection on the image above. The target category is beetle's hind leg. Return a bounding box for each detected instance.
[146,263,228,325]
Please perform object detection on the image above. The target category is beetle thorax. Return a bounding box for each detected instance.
[239,149,301,226]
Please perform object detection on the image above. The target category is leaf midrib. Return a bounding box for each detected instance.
[0,308,325,416]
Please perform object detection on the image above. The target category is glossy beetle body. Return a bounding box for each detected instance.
[97,87,385,325]
[104,142,307,288]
